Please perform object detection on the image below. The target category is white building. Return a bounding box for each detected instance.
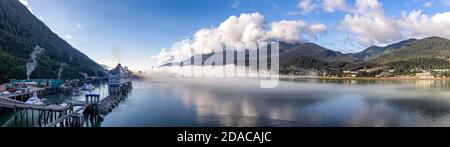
[416,72,434,79]
[108,63,132,86]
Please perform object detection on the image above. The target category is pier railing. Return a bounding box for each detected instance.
[45,102,93,127]
[0,96,25,105]
[1,80,133,127]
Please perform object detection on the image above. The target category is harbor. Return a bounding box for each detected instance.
[0,64,133,127]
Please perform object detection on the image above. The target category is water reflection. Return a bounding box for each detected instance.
[95,78,450,127]
[4,78,450,127]
[0,81,110,127]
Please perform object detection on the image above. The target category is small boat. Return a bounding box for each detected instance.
[82,83,95,91]
[1,91,10,95]
[59,103,68,107]
[25,92,44,105]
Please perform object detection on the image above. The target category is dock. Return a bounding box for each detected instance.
[45,100,94,127]
[0,64,133,127]
[0,96,79,127]
[97,95,125,114]
[2,87,72,102]
[0,96,71,111]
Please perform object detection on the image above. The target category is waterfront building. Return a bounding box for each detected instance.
[108,63,132,86]
[108,64,132,95]
[416,72,434,79]
[9,79,63,89]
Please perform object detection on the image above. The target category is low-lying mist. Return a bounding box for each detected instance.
[140,66,450,101]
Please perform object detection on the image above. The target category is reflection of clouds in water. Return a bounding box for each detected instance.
[153,78,332,126]
[179,86,263,126]
[347,100,444,127]
[348,102,404,127]
[144,77,450,127]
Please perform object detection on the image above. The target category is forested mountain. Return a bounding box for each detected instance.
[0,0,105,83]
[281,43,358,62]
[350,39,417,60]
[161,42,358,68]
[160,36,450,77]
[342,37,450,75]
[371,37,450,64]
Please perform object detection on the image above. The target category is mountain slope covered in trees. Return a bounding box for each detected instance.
[342,37,450,75]
[350,39,417,60]
[0,0,105,83]
[160,36,450,77]
[161,42,358,68]
[371,37,450,63]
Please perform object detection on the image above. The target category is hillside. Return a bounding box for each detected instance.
[341,37,450,75]
[159,36,450,77]
[0,0,105,83]
[161,42,358,69]
[281,43,358,62]
[371,37,450,64]
[350,39,417,60]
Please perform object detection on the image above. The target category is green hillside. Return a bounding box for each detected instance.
[372,37,450,64]
[0,0,105,83]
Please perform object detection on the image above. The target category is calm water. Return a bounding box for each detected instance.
[3,78,450,127]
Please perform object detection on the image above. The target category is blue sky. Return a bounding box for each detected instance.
[21,0,450,71]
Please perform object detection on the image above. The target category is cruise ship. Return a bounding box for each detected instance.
[108,63,132,87]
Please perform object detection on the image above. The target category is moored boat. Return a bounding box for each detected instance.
[82,83,95,91]
[25,92,44,105]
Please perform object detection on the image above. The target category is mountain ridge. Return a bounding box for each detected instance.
[159,36,450,77]
[349,38,417,60]
[0,0,105,83]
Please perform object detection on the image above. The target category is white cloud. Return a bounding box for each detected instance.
[308,23,327,35]
[399,10,450,39]
[284,11,303,16]
[354,0,383,14]
[296,0,349,14]
[297,0,317,14]
[422,1,433,8]
[322,0,349,12]
[341,0,402,46]
[269,20,326,42]
[18,0,33,13]
[76,24,83,29]
[340,0,450,46]
[151,13,327,65]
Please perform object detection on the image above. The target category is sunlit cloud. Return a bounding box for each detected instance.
[151,13,327,65]
[340,0,450,46]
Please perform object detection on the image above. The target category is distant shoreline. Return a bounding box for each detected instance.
[280,76,450,81]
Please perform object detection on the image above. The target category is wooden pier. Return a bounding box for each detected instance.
[0,96,77,127]
[4,87,72,102]
[0,96,71,111]
[45,101,93,127]
[0,79,132,127]
[0,95,102,127]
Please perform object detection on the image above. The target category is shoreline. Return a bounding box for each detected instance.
[281,76,450,81]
